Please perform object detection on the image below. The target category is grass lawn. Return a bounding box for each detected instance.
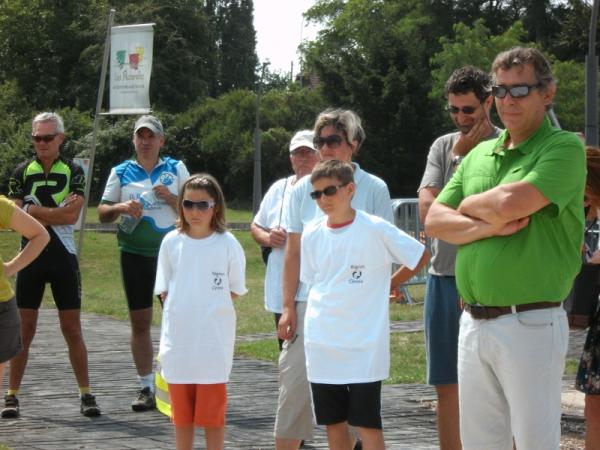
[237,331,428,384]
[81,206,252,225]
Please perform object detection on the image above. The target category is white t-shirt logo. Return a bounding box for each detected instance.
[212,272,224,290]
[349,265,364,284]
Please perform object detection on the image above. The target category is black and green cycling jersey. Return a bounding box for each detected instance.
[9,157,85,254]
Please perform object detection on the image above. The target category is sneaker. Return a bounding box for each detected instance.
[80,393,101,417]
[131,387,156,412]
[0,395,19,418]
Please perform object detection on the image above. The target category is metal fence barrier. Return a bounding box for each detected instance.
[391,198,431,304]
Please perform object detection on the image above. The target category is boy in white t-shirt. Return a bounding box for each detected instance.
[300,160,428,449]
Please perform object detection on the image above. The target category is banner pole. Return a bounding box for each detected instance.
[77,8,115,260]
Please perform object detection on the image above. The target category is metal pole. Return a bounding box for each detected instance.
[547,108,561,130]
[252,63,267,215]
[585,0,600,146]
[77,8,115,260]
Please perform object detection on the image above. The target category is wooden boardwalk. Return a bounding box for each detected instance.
[0,309,586,449]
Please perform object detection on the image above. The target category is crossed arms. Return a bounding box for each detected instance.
[424,181,550,244]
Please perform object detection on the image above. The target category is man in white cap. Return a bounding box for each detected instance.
[98,115,189,412]
[251,130,319,350]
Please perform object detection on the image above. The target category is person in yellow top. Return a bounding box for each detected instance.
[0,196,49,398]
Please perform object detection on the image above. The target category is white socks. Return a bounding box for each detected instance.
[138,373,155,392]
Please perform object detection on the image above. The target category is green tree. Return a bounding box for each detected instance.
[552,59,585,132]
[169,86,324,206]
[429,20,531,102]
[0,0,106,110]
[302,0,446,197]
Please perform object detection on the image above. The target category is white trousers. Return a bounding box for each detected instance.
[458,306,568,450]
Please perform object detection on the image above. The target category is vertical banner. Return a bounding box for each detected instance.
[109,23,155,114]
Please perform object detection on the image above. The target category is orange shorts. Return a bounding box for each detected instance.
[168,383,227,427]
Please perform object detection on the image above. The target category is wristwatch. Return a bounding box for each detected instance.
[451,155,464,167]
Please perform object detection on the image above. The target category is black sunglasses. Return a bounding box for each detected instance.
[491,83,542,99]
[309,183,348,200]
[446,105,477,115]
[182,199,215,211]
[32,134,57,143]
[313,134,344,150]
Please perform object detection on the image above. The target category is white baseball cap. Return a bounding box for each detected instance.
[289,130,317,153]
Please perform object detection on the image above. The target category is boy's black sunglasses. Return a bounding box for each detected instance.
[182,199,215,210]
[310,183,348,200]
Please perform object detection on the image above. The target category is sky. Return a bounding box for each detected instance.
[253,0,322,75]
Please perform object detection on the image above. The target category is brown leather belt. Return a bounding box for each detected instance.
[463,301,560,320]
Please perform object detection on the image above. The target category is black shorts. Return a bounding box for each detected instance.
[310,381,382,429]
[120,251,158,311]
[0,298,22,363]
[16,238,81,311]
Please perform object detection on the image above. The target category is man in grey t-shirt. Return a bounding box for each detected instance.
[417,66,500,450]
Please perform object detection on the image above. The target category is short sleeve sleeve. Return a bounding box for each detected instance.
[69,161,86,196]
[228,234,248,296]
[380,220,425,270]
[285,180,305,233]
[100,168,121,204]
[177,162,190,193]
[372,181,393,223]
[253,179,284,229]
[523,135,585,214]
[154,234,173,295]
[0,197,16,229]
[418,138,446,192]
[299,229,317,285]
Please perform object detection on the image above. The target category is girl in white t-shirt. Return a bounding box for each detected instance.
[154,174,247,450]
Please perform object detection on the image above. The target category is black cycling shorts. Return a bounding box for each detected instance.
[16,238,81,311]
[120,251,158,311]
[310,381,383,429]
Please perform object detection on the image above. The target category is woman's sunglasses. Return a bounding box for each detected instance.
[182,199,215,211]
[313,134,345,150]
[309,183,348,200]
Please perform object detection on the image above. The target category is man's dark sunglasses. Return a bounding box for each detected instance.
[313,134,344,149]
[182,199,215,210]
[491,83,542,99]
[31,134,57,143]
[445,105,477,115]
[310,183,348,200]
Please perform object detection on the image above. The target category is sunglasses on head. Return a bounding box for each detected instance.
[446,105,477,115]
[309,183,348,200]
[491,83,542,99]
[313,134,344,150]
[182,199,215,211]
[32,134,57,143]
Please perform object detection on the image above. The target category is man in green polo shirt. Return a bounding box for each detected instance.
[425,47,585,450]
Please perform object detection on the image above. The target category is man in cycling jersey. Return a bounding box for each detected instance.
[2,112,100,418]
